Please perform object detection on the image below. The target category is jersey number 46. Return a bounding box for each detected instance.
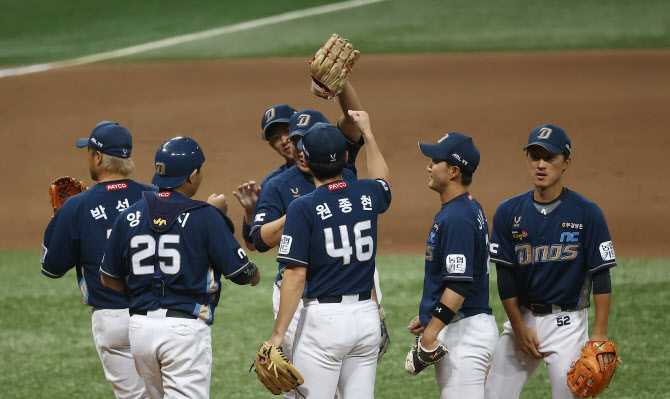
[324,220,373,265]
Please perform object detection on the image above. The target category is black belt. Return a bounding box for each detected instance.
[316,291,372,303]
[130,309,198,320]
[529,303,569,315]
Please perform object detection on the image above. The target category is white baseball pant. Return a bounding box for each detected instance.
[485,307,588,399]
[434,313,498,399]
[291,296,380,399]
[128,309,212,399]
[91,308,145,399]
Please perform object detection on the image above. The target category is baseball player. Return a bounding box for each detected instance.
[485,124,617,399]
[405,133,498,398]
[268,113,391,398]
[100,136,261,399]
[234,104,296,251]
[40,121,152,399]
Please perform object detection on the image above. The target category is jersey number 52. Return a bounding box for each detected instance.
[324,220,373,265]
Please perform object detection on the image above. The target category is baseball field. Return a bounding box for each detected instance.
[1,0,669,397]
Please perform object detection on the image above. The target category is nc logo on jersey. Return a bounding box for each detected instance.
[297,114,311,127]
[153,218,167,226]
[538,127,552,139]
[278,235,292,255]
[265,108,275,122]
[254,213,265,223]
[599,241,615,261]
[560,231,580,243]
[446,254,466,274]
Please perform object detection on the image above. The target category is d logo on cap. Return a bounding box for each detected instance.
[538,128,552,139]
[156,162,166,176]
[265,108,275,122]
[297,114,311,127]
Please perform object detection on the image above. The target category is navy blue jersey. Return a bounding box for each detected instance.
[489,189,616,309]
[277,179,392,298]
[100,191,253,324]
[260,162,290,189]
[419,193,492,324]
[41,180,156,308]
[251,166,356,284]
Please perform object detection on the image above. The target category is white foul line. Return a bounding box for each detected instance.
[0,0,385,79]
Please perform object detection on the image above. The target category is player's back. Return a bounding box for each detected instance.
[107,190,249,323]
[41,179,155,308]
[279,178,391,298]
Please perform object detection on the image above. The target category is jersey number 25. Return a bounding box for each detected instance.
[131,234,181,275]
[324,220,373,265]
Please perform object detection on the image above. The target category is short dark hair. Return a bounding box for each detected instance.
[446,160,473,186]
[266,122,289,140]
[306,158,346,181]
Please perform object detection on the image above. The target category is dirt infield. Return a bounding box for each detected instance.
[2,50,668,257]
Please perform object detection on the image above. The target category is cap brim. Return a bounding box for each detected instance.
[297,139,304,151]
[151,174,189,190]
[262,119,291,141]
[523,142,563,154]
[418,142,444,159]
[75,138,89,148]
[288,129,307,139]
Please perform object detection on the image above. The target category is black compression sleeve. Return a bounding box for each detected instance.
[242,217,252,244]
[444,280,472,298]
[496,264,519,300]
[592,268,612,295]
[230,262,258,285]
[252,228,272,253]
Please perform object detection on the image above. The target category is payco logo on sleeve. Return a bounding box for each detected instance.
[279,235,292,255]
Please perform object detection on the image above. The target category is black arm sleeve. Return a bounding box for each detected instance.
[252,228,272,253]
[242,217,253,244]
[444,280,472,298]
[591,268,612,295]
[230,261,258,285]
[496,264,519,300]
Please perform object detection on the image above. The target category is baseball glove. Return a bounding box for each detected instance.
[309,33,360,99]
[567,341,621,398]
[378,305,390,361]
[49,176,88,214]
[405,336,449,375]
[253,342,304,395]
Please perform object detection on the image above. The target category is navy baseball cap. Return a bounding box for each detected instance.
[524,124,571,156]
[75,121,132,158]
[300,123,346,164]
[418,132,480,175]
[289,109,330,139]
[261,104,296,141]
[152,136,206,189]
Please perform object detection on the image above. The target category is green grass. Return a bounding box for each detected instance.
[2,0,669,65]
[0,250,667,398]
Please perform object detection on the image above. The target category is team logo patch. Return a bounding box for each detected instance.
[40,243,48,264]
[153,218,167,226]
[237,248,247,260]
[432,223,439,232]
[155,162,166,176]
[157,191,171,198]
[278,235,292,255]
[291,188,300,198]
[254,213,265,223]
[538,127,552,139]
[599,241,615,261]
[328,181,348,191]
[489,242,499,255]
[297,114,311,127]
[106,182,128,191]
[446,254,466,274]
[513,216,522,227]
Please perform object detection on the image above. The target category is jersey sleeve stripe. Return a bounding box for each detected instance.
[41,267,64,278]
[588,261,616,272]
[490,257,513,266]
[276,256,309,266]
[442,276,473,280]
[224,261,250,278]
[99,267,122,279]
